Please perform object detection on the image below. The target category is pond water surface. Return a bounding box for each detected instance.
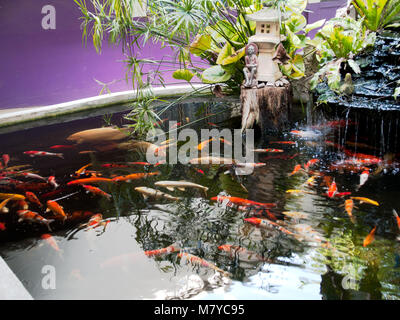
[0,99,400,300]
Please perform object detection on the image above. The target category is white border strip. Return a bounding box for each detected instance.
[0,84,210,127]
[0,257,33,300]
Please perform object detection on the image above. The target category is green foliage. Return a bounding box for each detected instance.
[309,17,376,92]
[352,0,400,32]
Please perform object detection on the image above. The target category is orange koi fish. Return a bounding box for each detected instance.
[211,196,276,209]
[197,138,214,151]
[25,192,43,207]
[344,199,356,223]
[41,234,61,252]
[74,163,92,176]
[144,244,180,257]
[46,200,67,221]
[270,141,296,145]
[17,210,54,231]
[67,177,114,186]
[304,159,319,170]
[327,180,338,198]
[112,172,160,182]
[0,193,25,201]
[177,252,229,277]
[2,154,10,167]
[350,197,379,206]
[344,150,382,163]
[289,164,303,176]
[393,209,400,231]
[244,217,294,235]
[219,138,232,145]
[24,151,64,159]
[128,162,151,166]
[82,185,112,200]
[363,226,377,247]
[0,196,16,212]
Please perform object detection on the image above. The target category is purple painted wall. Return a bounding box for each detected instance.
[0,0,346,110]
[0,0,187,110]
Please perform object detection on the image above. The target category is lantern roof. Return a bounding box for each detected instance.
[245,7,288,22]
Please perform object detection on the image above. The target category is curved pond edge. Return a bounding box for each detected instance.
[0,84,213,130]
[0,257,33,300]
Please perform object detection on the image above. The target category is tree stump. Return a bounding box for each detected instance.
[240,83,292,133]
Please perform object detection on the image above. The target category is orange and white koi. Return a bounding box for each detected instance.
[25,192,43,207]
[177,252,229,276]
[363,226,377,247]
[112,172,160,182]
[358,170,369,190]
[144,244,180,257]
[41,233,61,252]
[46,200,67,221]
[18,172,47,181]
[47,176,59,189]
[82,185,112,200]
[17,210,54,231]
[0,196,16,213]
[350,197,379,206]
[24,151,64,159]
[244,217,294,235]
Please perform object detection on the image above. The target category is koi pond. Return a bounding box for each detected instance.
[1,98,400,300]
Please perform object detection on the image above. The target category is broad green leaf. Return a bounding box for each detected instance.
[290,54,305,79]
[172,69,194,82]
[189,34,211,56]
[285,13,307,33]
[286,0,308,14]
[201,65,232,83]
[216,42,234,65]
[222,47,246,65]
[305,19,326,34]
[347,59,361,74]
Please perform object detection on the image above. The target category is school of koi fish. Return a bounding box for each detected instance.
[1,118,400,298]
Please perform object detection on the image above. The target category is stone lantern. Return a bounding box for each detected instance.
[246,7,286,84]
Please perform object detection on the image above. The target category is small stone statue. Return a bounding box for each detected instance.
[243,43,259,88]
